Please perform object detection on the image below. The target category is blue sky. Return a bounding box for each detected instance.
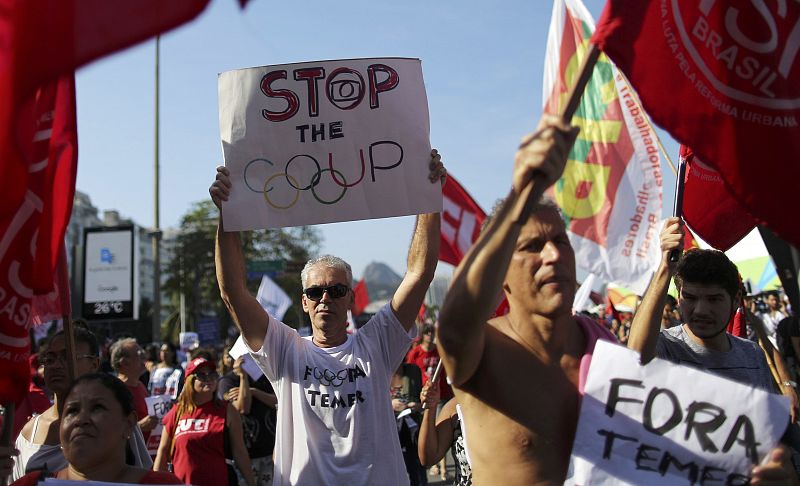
[75,0,680,280]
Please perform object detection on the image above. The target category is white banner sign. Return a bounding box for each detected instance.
[144,394,173,455]
[571,340,790,485]
[219,57,441,230]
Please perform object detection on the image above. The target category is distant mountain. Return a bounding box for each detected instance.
[362,262,402,301]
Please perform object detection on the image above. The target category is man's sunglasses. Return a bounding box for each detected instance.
[303,284,350,301]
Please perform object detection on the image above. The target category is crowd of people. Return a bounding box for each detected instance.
[1,117,799,486]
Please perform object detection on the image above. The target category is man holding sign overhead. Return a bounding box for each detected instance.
[212,158,442,485]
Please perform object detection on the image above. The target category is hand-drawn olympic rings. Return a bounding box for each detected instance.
[244,154,357,210]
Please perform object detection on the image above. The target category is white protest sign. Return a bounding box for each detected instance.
[144,394,173,455]
[218,57,441,230]
[571,340,790,485]
[230,335,264,381]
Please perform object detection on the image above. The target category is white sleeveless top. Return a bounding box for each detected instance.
[12,414,66,480]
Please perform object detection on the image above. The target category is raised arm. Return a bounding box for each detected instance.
[628,217,683,363]
[417,380,455,466]
[390,150,445,331]
[437,116,578,387]
[211,166,270,351]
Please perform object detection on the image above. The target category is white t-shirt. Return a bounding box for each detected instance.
[758,310,787,348]
[247,304,415,486]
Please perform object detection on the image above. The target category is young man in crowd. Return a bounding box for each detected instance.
[629,217,798,483]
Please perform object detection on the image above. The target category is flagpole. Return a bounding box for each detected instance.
[668,160,687,263]
[63,314,77,383]
[514,44,601,224]
[152,36,162,343]
[617,75,678,177]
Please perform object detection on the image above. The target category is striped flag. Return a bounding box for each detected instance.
[543,0,663,295]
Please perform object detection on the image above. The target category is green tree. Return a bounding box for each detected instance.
[162,200,321,343]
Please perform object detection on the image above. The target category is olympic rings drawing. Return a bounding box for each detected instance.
[244,154,357,210]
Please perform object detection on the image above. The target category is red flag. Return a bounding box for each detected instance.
[0,1,210,405]
[351,279,370,317]
[1,0,211,214]
[30,245,72,326]
[606,296,622,323]
[592,1,800,247]
[440,175,486,267]
[0,76,77,405]
[680,146,757,251]
[417,303,427,322]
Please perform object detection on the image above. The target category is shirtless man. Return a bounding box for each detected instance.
[436,116,613,484]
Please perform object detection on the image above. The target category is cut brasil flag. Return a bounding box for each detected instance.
[543,0,663,295]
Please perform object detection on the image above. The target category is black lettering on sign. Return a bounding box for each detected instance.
[643,387,682,435]
[597,429,638,459]
[634,443,660,472]
[605,378,645,417]
[684,401,727,453]
[722,415,760,464]
[658,451,699,484]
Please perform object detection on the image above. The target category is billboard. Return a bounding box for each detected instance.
[82,226,138,320]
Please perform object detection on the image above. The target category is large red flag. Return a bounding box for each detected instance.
[1,0,211,215]
[0,0,212,405]
[592,0,800,247]
[680,145,757,251]
[440,175,486,267]
[0,76,77,405]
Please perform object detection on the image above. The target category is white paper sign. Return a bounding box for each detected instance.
[571,340,790,485]
[230,335,264,381]
[144,394,173,455]
[218,57,441,230]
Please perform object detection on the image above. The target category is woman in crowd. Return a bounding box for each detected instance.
[11,373,182,485]
[418,380,472,486]
[148,342,184,399]
[154,357,255,486]
[12,328,101,480]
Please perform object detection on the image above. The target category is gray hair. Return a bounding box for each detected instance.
[301,255,353,288]
[109,337,137,372]
[481,196,563,233]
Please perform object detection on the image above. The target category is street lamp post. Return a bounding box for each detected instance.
[152,36,162,343]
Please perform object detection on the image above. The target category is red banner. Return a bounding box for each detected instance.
[440,176,486,267]
[0,76,77,404]
[681,146,757,251]
[593,0,800,247]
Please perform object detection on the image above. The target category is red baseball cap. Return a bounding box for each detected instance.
[186,357,215,377]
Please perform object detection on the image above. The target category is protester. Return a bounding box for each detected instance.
[7,355,51,440]
[436,115,619,484]
[391,362,425,486]
[759,291,789,349]
[210,151,444,485]
[218,354,277,485]
[778,316,800,381]
[148,342,184,399]
[662,294,680,329]
[10,373,182,485]
[628,217,798,483]
[11,328,101,480]
[418,380,471,486]
[154,357,255,486]
[110,338,159,441]
[405,324,452,480]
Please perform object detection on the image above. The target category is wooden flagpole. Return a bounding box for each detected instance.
[63,314,77,383]
[514,43,601,224]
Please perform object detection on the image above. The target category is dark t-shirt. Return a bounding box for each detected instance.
[217,372,276,458]
[778,316,800,359]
